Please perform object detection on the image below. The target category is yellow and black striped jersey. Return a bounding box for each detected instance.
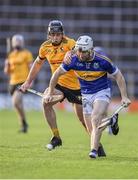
[39,36,80,90]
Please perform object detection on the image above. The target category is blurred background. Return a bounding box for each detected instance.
[0,0,138,111]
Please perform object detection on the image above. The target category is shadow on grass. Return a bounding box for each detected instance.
[106,155,138,162]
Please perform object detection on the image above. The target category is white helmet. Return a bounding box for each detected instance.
[12,34,24,48]
[75,35,93,51]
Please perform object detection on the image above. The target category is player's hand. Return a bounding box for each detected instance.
[19,81,32,93]
[63,50,75,64]
[5,59,10,66]
[43,93,53,103]
[121,97,131,107]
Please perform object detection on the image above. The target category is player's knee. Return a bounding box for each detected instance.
[77,113,84,122]
[42,99,48,107]
[12,97,19,107]
[13,101,17,108]
[91,113,104,128]
[42,99,52,109]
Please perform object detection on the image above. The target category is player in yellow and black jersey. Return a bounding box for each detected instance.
[20,20,95,152]
[39,36,79,90]
[4,34,33,133]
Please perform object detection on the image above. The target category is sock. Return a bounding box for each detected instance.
[52,128,60,138]
[22,119,27,126]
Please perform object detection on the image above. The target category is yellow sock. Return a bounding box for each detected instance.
[52,128,60,138]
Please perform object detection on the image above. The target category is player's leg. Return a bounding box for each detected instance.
[82,96,106,157]
[81,113,92,135]
[12,90,28,132]
[42,88,64,150]
[73,103,88,132]
[56,85,88,132]
[89,100,109,158]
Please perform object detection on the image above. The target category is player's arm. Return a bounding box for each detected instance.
[26,56,45,83]
[63,38,76,65]
[44,61,73,103]
[112,70,131,107]
[44,67,66,103]
[49,67,66,94]
[20,56,45,92]
[105,60,131,107]
[4,59,11,75]
[63,50,76,65]
[4,37,11,75]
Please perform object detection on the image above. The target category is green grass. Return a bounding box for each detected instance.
[0,109,138,179]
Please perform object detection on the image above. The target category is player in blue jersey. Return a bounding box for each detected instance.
[44,35,131,158]
[61,46,118,136]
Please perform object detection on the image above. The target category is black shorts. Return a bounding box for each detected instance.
[55,84,82,104]
[9,83,24,95]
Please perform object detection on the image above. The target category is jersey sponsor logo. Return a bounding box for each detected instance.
[47,49,52,53]
[76,62,84,67]
[77,95,82,101]
[86,63,91,69]
[60,47,64,52]
[93,62,99,69]
[53,47,65,54]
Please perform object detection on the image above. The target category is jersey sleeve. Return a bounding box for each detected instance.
[103,60,118,75]
[60,62,73,72]
[39,45,46,60]
[38,43,47,60]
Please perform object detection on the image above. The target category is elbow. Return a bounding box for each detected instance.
[115,70,126,84]
[4,68,8,75]
[114,70,122,79]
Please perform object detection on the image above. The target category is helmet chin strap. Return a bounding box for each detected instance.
[48,34,63,46]
[52,40,62,46]
[13,46,23,51]
[90,50,95,60]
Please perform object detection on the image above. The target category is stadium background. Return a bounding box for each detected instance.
[0,0,138,111]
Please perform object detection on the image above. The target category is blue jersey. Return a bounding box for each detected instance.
[94,47,113,91]
[94,46,107,56]
[61,52,118,94]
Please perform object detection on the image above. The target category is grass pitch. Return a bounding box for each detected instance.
[0,109,138,179]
